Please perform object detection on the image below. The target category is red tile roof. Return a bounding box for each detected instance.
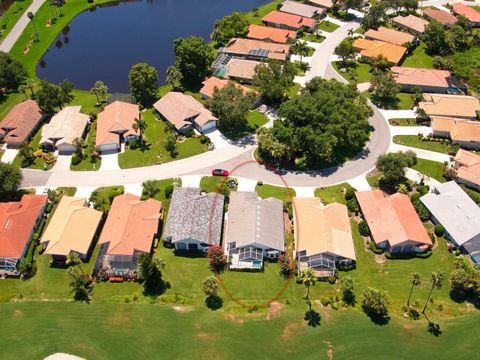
[391,66,453,88]
[0,195,47,258]
[199,77,257,99]
[0,100,43,146]
[247,24,296,44]
[262,10,316,30]
[355,190,432,248]
[98,193,162,256]
[95,101,139,146]
[452,3,480,23]
[423,8,458,26]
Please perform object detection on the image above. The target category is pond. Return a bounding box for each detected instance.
[36,0,270,92]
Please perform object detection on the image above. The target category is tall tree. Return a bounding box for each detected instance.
[343,0,363,12]
[362,287,390,316]
[142,179,159,198]
[209,82,254,137]
[370,71,400,107]
[0,51,27,90]
[292,39,310,64]
[173,36,214,85]
[27,11,39,41]
[334,38,355,67]
[165,66,183,91]
[18,84,28,99]
[422,271,445,314]
[370,54,390,73]
[36,80,61,113]
[132,117,147,140]
[210,12,249,46]
[90,80,108,104]
[0,163,22,198]
[300,268,316,301]
[252,61,295,105]
[407,272,421,307]
[67,266,94,301]
[375,151,416,185]
[59,79,74,108]
[138,253,166,295]
[423,20,450,56]
[128,63,159,106]
[362,4,387,30]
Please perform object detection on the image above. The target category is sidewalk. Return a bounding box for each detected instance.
[389,143,451,163]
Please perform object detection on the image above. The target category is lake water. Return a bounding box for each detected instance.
[36,0,270,92]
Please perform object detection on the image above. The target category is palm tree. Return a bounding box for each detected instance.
[407,272,421,307]
[132,117,147,140]
[26,79,35,97]
[166,66,183,91]
[67,266,94,301]
[90,80,109,105]
[66,252,81,267]
[347,28,354,37]
[300,268,316,301]
[27,12,39,41]
[292,39,309,64]
[18,141,34,163]
[18,84,28,100]
[422,271,445,314]
[72,137,86,156]
[202,276,219,297]
[142,179,159,198]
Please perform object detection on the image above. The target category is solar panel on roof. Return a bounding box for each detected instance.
[248,48,270,57]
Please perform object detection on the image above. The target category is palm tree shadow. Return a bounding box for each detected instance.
[424,313,442,337]
[304,301,321,327]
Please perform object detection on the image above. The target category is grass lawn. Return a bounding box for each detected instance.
[287,84,301,98]
[246,0,282,25]
[0,0,33,45]
[301,33,325,43]
[56,187,77,196]
[70,120,101,171]
[393,135,459,155]
[389,118,419,126]
[200,176,237,193]
[402,43,434,69]
[141,178,182,209]
[332,61,373,84]
[255,184,296,203]
[314,183,353,205]
[318,20,340,32]
[12,127,55,170]
[247,110,268,129]
[118,110,207,169]
[366,174,380,187]
[292,45,315,57]
[412,158,447,183]
[396,92,415,110]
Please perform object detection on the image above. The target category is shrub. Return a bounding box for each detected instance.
[45,202,54,214]
[347,198,359,214]
[71,153,81,165]
[368,241,383,254]
[257,181,263,186]
[164,184,174,199]
[410,192,420,202]
[184,130,195,138]
[344,187,356,201]
[129,138,140,150]
[320,296,332,306]
[412,200,431,222]
[199,134,210,144]
[434,224,445,237]
[358,220,370,237]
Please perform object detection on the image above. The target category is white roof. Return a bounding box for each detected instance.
[40,106,89,147]
[421,181,480,247]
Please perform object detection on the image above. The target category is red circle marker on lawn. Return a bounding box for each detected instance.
[207,160,298,309]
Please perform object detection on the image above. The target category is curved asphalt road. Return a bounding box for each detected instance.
[20,19,390,188]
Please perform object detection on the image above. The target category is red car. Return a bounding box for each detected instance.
[212,169,229,176]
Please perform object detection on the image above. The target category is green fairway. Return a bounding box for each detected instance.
[412,158,447,183]
[0,0,33,45]
[393,135,460,154]
[118,110,207,169]
[255,183,296,203]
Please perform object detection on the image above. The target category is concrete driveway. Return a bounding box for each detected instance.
[51,155,72,171]
[99,153,120,171]
[205,129,230,150]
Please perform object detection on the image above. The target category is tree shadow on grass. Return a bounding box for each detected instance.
[142,279,170,297]
[205,294,223,310]
[363,308,390,326]
[304,301,321,327]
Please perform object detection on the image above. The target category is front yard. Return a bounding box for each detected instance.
[393,135,459,155]
[411,158,447,183]
[314,183,354,205]
[318,20,340,32]
[70,120,101,171]
[332,61,373,85]
[255,183,296,203]
[118,110,208,169]
[12,128,55,170]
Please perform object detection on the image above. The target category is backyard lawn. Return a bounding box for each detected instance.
[255,183,296,203]
[393,135,459,155]
[412,158,447,183]
[314,183,354,205]
[118,110,207,169]
[402,43,434,69]
[246,0,282,25]
[318,20,340,32]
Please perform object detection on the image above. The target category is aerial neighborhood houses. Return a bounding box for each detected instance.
[0,100,44,148]
[293,198,355,277]
[364,26,416,46]
[391,14,429,35]
[247,24,296,44]
[353,38,407,65]
[262,10,317,32]
[451,3,480,27]
[0,195,47,276]
[391,67,466,94]
[422,7,458,27]
[453,149,480,191]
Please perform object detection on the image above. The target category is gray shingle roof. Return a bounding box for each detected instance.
[164,187,225,246]
[226,192,284,251]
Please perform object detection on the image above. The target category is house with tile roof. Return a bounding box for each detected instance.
[221,38,291,61]
[452,3,480,27]
[306,0,333,9]
[293,198,356,277]
[164,187,225,252]
[419,94,480,119]
[94,193,162,279]
[353,38,407,65]
[391,66,466,93]
[262,10,317,32]
[279,0,324,18]
[95,101,139,153]
[0,100,43,148]
[222,58,263,83]
[0,195,47,276]
[40,106,90,154]
[247,24,296,44]
[153,92,218,133]
[199,77,258,100]
[453,149,480,191]
[392,14,429,34]
[423,8,458,26]
[431,117,480,149]
[364,26,416,46]
[40,196,102,264]
[225,192,284,270]
[356,190,432,254]
[421,181,480,263]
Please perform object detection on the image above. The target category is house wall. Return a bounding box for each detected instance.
[399,84,448,93]
[100,143,120,154]
[432,129,450,138]
[174,239,211,252]
[455,177,480,191]
[452,139,480,150]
